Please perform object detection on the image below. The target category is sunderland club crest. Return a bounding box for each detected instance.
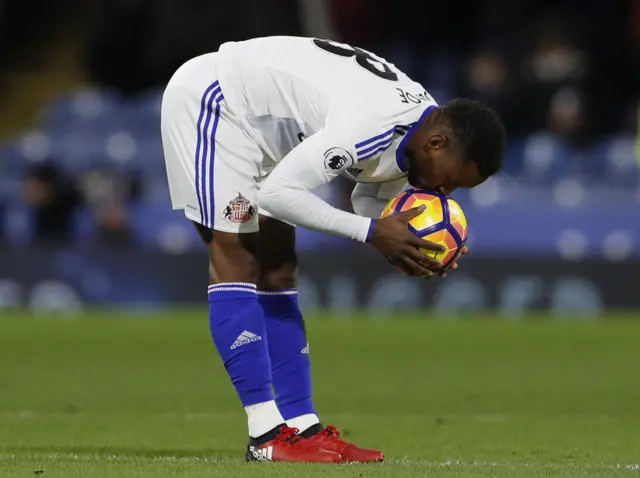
[223,193,255,223]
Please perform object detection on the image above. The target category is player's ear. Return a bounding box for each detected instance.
[427,133,447,150]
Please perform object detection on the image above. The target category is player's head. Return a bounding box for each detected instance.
[405,99,506,195]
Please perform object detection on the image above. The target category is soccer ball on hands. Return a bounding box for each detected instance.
[380,188,468,272]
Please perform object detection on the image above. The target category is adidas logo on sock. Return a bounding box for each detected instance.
[230,330,262,350]
[301,343,309,354]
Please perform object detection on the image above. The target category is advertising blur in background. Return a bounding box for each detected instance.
[0,0,638,315]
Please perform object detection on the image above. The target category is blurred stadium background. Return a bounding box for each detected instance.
[0,0,638,315]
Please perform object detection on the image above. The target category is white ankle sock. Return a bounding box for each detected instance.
[286,413,321,433]
[245,400,285,438]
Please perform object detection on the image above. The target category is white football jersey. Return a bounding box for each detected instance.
[215,36,438,185]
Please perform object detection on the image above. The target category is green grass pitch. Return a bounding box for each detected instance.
[1,310,639,477]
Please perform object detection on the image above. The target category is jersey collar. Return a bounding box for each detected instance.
[395,105,438,172]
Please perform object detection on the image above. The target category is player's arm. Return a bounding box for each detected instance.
[259,128,373,242]
[350,178,408,219]
[259,120,444,276]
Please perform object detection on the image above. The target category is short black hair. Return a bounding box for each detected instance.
[439,98,506,178]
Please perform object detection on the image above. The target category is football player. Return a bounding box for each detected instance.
[161,36,506,463]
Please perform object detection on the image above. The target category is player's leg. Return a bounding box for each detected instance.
[257,214,384,463]
[199,210,340,464]
[160,62,339,463]
[202,228,282,438]
[161,71,282,438]
[256,215,319,431]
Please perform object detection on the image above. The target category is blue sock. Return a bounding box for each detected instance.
[260,289,316,420]
[208,283,274,407]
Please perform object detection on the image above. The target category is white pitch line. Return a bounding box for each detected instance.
[0,411,234,420]
[398,458,640,472]
[1,453,638,471]
[1,453,228,464]
[1,410,509,421]
[4,410,630,424]
[2,411,638,472]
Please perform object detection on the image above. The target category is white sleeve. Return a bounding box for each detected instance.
[351,178,408,218]
[259,118,378,243]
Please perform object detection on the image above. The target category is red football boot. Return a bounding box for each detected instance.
[305,425,384,463]
[246,426,342,463]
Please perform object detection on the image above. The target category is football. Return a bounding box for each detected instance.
[381,189,468,271]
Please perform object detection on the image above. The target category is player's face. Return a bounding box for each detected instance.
[408,148,485,196]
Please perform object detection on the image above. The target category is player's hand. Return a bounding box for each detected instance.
[439,246,468,279]
[370,206,445,277]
